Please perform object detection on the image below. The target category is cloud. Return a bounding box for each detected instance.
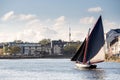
[1,11,36,21]
[72,31,86,41]
[54,16,66,26]
[16,21,58,42]
[1,11,15,21]
[0,32,16,42]
[17,14,36,21]
[2,11,119,42]
[1,11,82,42]
[79,16,119,33]
[0,13,98,42]
[80,16,96,24]
[1,12,68,41]
[88,7,103,13]
[103,20,119,33]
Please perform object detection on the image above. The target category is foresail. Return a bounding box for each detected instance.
[85,16,105,62]
[77,39,86,62]
[90,46,105,64]
[71,39,86,61]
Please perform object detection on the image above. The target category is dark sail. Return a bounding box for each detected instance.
[77,39,86,62]
[71,16,105,63]
[71,39,86,61]
[85,16,105,62]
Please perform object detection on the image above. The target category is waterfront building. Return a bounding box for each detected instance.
[1,40,66,56]
[0,44,3,55]
[106,29,120,56]
[51,40,66,55]
[3,42,51,56]
[0,40,80,56]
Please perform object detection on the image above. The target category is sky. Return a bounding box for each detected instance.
[0,0,120,42]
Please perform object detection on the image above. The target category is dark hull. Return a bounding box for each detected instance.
[88,65,97,69]
[76,63,97,69]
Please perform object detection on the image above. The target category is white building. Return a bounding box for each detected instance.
[51,40,65,55]
[7,42,51,56]
[106,29,120,56]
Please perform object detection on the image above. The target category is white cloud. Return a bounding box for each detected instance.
[79,16,119,34]
[88,7,103,13]
[0,32,16,42]
[1,13,68,42]
[72,31,86,41]
[15,17,58,42]
[1,11,15,21]
[2,11,119,42]
[1,11,36,21]
[103,20,119,33]
[0,13,95,42]
[18,14,36,21]
[80,16,96,24]
[54,16,66,26]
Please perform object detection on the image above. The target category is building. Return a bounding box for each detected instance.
[0,44,3,55]
[1,39,80,56]
[3,42,51,56]
[2,40,66,56]
[106,29,120,56]
[51,40,66,55]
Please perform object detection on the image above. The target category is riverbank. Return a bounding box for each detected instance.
[105,58,120,62]
[0,55,71,59]
[0,55,120,63]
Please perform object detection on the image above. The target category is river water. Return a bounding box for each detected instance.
[0,59,120,80]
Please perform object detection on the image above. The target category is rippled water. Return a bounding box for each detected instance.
[0,59,120,80]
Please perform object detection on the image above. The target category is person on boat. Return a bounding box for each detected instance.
[76,60,79,63]
[87,61,91,65]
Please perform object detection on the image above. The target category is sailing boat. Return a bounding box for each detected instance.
[71,16,105,68]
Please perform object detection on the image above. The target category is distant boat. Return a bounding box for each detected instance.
[71,16,105,69]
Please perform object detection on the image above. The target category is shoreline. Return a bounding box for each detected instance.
[105,59,120,62]
[0,56,120,63]
[0,55,71,59]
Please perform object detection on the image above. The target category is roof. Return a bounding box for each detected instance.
[106,28,120,42]
[113,29,120,33]
[106,29,120,38]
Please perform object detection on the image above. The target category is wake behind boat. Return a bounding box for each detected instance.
[71,16,105,69]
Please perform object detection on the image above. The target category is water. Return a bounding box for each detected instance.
[0,59,120,80]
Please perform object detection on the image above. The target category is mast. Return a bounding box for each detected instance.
[69,26,71,42]
[83,28,91,64]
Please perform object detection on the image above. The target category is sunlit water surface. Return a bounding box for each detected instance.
[0,59,120,80]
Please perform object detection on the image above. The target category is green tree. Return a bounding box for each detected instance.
[9,46,21,55]
[63,43,81,57]
[39,39,51,45]
[3,43,10,55]
[3,46,9,53]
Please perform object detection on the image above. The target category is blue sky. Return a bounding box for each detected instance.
[0,0,120,42]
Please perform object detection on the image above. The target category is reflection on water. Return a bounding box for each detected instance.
[0,59,120,80]
[73,68,105,80]
[73,62,120,80]
[84,69,105,80]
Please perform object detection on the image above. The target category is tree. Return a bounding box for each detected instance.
[63,43,81,57]
[3,43,10,55]
[39,39,51,45]
[3,46,9,53]
[9,46,21,55]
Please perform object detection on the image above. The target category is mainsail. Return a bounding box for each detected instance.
[71,16,105,64]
